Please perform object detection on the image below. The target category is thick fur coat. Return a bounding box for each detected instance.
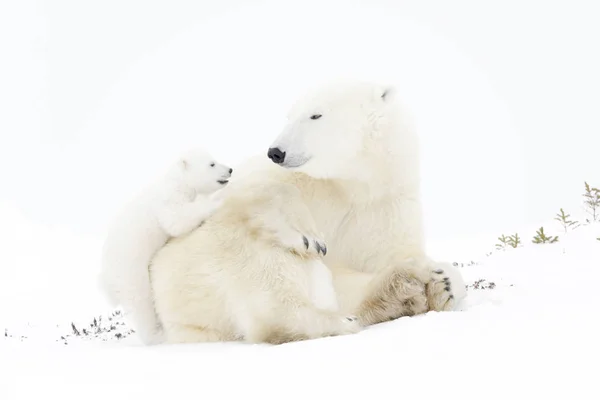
[99,148,232,345]
[149,81,467,344]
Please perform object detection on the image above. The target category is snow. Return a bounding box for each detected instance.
[2,0,600,399]
[2,209,599,399]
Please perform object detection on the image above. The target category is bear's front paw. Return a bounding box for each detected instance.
[301,235,328,257]
[267,217,327,258]
[276,228,327,258]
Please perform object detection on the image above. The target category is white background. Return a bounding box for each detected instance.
[1,0,599,259]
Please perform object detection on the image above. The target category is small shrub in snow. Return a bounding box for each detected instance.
[554,208,579,233]
[452,261,480,268]
[467,279,496,290]
[583,181,600,223]
[507,233,522,248]
[495,234,510,250]
[494,233,522,250]
[56,310,135,345]
[3,328,27,341]
[532,227,559,244]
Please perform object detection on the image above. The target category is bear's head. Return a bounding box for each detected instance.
[175,148,233,195]
[267,81,418,187]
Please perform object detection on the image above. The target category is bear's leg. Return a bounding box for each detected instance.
[244,305,361,345]
[123,298,164,345]
[285,306,361,342]
[262,215,327,258]
[331,258,464,326]
[353,264,429,326]
[109,267,165,345]
[252,181,327,258]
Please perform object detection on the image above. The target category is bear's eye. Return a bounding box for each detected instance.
[210,163,215,167]
[310,114,322,120]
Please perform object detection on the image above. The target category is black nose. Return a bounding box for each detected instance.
[229,168,233,174]
[267,147,286,164]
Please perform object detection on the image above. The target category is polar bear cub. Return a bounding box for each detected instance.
[99,148,233,345]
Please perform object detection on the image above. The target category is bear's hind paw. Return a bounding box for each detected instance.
[426,265,456,311]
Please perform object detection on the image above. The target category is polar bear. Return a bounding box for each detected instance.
[99,148,233,345]
[150,173,362,344]
[148,81,467,345]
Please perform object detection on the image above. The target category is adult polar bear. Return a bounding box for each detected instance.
[149,81,467,344]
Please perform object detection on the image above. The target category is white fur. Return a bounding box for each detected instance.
[148,81,467,345]
[306,260,339,311]
[98,148,232,345]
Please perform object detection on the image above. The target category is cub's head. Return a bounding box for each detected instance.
[177,148,233,194]
[267,81,414,183]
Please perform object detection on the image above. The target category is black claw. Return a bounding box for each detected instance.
[433,269,444,274]
[443,277,449,282]
[444,286,451,291]
[315,242,322,254]
[314,242,327,256]
[303,236,309,249]
[449,295,454,299]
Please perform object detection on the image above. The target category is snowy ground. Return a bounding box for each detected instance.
[2,207,599,399]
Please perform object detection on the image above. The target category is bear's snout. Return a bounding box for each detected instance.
[267,147,286,164]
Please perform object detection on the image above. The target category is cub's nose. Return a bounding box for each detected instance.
[228,168,233,174]
[267,147,286,164]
